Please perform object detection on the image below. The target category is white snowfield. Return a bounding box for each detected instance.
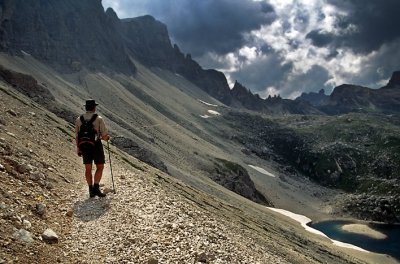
[207,110,221,115]
[198,99,219,107]
[267,207,369,252]
[200,110,221,118]
[248,165,276,177]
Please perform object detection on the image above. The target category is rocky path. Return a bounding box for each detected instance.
[64,154,289,264]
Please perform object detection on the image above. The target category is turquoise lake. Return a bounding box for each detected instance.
[309,220,400,260]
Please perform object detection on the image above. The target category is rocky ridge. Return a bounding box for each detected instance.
[298,72,400,114]
[295,89,329,107]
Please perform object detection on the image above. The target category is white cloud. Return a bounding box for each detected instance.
[242,0,369,96]
[259,86,279,98]
[238,46,258,62]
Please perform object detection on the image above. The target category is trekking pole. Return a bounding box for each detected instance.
[107,140,116,194]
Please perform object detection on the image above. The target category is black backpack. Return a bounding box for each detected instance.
[78,114,98,152]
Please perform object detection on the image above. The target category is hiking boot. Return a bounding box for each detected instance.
[93,183,106,197]
[89,185,95,198]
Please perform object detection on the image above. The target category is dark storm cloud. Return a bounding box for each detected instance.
[306,30,334,48]
[229,53,293,95]
[104,0,276,56]
[231,57,330,98]
[152,0,276,56]
[312,0,400,54]
[280,66,331,98]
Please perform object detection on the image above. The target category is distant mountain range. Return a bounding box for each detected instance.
[0,0,399,115]
[296,71,400,114]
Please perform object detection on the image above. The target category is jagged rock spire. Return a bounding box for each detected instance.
[387,71,400,87]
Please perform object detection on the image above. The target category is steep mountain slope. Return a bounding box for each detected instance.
[2,76,386,264]
[0,51,275,208]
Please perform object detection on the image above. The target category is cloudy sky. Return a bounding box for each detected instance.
[103,0,400,99]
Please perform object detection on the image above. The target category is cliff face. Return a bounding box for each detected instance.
[121,15,177,70]
[120,15,234,105]
[0,0,135,74]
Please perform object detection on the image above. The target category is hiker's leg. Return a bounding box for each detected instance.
[93,164,106,197]
[94,164,104,184]
[85,164,93,185]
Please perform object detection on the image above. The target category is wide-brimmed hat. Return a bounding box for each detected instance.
[84,99,99,107]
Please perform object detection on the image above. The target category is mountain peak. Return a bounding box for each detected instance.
[105,7,119,20]
[387,71,400,88]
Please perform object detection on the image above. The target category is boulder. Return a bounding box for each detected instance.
[41,228,59,244]
[13,229,34,243]
[35,203,47,217]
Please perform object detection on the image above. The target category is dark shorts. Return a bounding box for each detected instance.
[82,140,105,165]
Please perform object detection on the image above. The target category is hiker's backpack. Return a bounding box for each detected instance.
[78,114,98,152]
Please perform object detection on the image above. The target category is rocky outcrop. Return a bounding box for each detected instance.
[295,89,330,106]
[231,81,265,110]
[341,194,400,223]
[0,65,54,101]
[0,66,76,123]
[386,71,400,88]
[210,158,273,206]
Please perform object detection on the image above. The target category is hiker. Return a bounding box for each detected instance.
[75,99,110,198]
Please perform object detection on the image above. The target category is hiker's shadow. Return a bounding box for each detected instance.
[73,197,111,222]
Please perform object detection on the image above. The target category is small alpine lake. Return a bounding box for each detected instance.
[309,220,400,260]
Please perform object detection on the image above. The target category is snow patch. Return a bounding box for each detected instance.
[207,110,221,116]
[198,99,218,107]
[267,207,369,252]
[248,165,276,177]
[200,115,211,119]
[21,50,31,56]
